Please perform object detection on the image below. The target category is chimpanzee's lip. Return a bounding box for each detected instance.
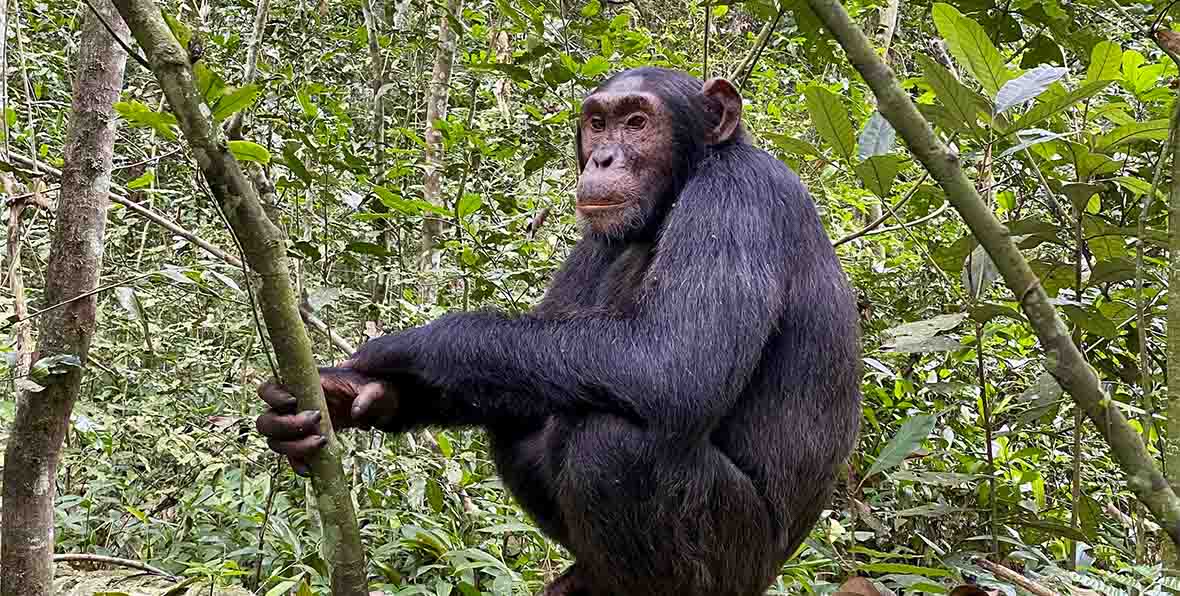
[576,202,624,211]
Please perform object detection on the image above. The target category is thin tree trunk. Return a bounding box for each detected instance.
[418,0,463,304]
[113,1,368,592]
[1167,79,1180,542]
[0,2,127,593]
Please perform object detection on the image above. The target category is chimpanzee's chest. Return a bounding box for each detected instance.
[591,242,654,317]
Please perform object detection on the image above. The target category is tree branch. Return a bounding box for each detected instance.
[111,2,368,592]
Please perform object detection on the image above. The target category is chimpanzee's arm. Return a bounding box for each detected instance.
[351,147,825,436]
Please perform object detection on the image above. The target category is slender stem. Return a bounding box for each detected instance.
[975,320,998,557]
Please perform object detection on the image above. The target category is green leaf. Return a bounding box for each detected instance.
[1086,40,1123,83]
[457,193,483,218]
[1011,80,1112,131]
[803,86,856,164]
[346,241,395,258]
[1062,304,1118,338]
[114,100,178,140]
[864,413,938,481]
[858,562,951,577]
[281,144,312,183]
[1095,119,1170,153]
[931,3,1013,96]
[582,56,610,78]
[580,0,601,16]
[853,155,902,198]
[126,169,155,190]
[228,140,271,164]
[882,313,967,353]
[857,112,895,159]
[764,133,822,157]
[994,65,1068,114]
[212,84,260,120]
[917,54,988,134]
[29,354,83,384]
[163,13,193,49]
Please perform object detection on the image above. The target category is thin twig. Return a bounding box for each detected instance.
[1,271,155,331]
[833,172,927,246]
[974,559,1058,596]
[732,5,786,89]
[81,0,150,68]
[54,553,177,581]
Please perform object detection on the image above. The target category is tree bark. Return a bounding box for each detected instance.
[1168,78,1180,550]
[804,0,1180,547]
[418,0,463,304]
[0,2,127,593]
[112,1,368,593]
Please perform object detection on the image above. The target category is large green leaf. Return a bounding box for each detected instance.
[1095,119,1170,153]
[853,155,902,198]
[1011,80,1112,132]
[863,414,937,481]
[212,84,260,120]
[804,86,856,164]
[931,3,1014,96]
[114,100,178,140]
[228,140,271,164]
[1086,40,1123,83]
[917,54,988,135]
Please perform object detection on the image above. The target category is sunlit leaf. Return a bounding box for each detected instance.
[994,65,1068,114]
[126,169,155,190]
[228,140,271,164]
[1095,119,1170,153]
[1086,40,1123,83]
[1011,80,1112,131]
[917,54,988,134]
[212,84,260,120]
[857,111,895,159]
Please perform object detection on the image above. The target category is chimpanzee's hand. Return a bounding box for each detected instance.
[255,366,398,476]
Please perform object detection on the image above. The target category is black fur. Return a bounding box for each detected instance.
[348,68,862,596]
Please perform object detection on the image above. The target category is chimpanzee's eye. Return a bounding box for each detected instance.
[589,116,606,132]
[625,114,647,129]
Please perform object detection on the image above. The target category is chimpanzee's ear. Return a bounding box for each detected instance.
[701,77,743,145]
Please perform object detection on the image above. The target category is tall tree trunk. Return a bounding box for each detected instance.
[1168,79,1180,551]
[0,2,127,593]
[418,0,463,304]
[113,1,368,592]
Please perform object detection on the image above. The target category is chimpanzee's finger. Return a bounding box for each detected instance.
[351,382,391,423]
[255,410,321,441]
[267,435,328,459]
[288,456,311,477]
[257,382,298,412]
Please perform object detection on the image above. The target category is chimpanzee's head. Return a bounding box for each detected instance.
[574,67,745,239]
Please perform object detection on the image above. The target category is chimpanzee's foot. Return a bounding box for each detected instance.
[539,566,589,596]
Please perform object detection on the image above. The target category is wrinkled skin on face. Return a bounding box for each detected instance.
[574,78,679,238]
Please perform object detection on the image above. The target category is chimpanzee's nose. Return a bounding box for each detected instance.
[590,145,622,169]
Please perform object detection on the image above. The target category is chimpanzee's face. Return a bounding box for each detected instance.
[575,78,679,238]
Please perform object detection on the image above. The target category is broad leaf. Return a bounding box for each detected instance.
[863,414,937,481]
[853,155,902,198]
[457,192,483,218]
[994,65,1068,114]
[126,169,155,190]
[931,3,1013,96]
[765,133,822,157]
[1086,41,1123,83]
[882,313,967,353]
[962,243,999,299]
[228,140,271,164]
[804,86,856,164]
[114,100,178,140]
[212,84,260,120]
[1095,119,1170,153]
[917,54,988,134]
[1011,80,1112,132]
[857,112,895,159]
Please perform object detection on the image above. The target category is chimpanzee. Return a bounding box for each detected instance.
[255,67,862,596]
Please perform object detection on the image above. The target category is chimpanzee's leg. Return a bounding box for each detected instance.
[554,414,781,596]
